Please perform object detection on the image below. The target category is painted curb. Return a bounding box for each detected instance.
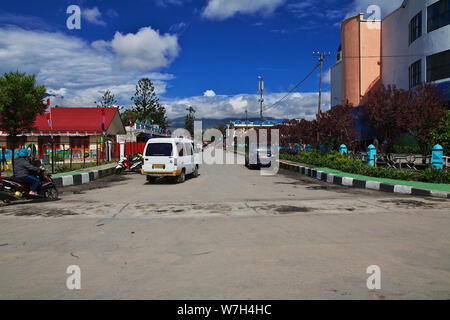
[52,167,116,188]
[280,160,450,199]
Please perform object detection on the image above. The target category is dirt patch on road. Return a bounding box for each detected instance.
[275,205,312,214]
[8,208,79,217]
[379,199,436,209]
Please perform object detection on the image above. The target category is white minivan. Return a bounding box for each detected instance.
[141,137,200,183]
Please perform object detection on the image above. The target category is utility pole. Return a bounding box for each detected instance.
[245,109,248,131]
[258,76,264,128]
[313,51,330,144]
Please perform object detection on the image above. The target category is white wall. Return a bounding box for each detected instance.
[382,0,450,89]
[330,61,342,107]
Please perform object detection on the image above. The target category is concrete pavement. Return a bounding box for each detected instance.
[0,151,449,299]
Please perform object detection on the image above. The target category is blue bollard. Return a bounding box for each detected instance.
[339,144,347,155]
[320,144,327,153]
[305,144,312,152]
[431,144,443,170]
[367,144,376,166]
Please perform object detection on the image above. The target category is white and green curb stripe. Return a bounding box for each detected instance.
[279,161,450,199]
[52,167,116,188]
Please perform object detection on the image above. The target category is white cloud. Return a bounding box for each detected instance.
[83,7,106,26]
[203,90,216,97]
[323,68,331,84]
[347,0,403,19]
[0,27,176,107]
[202,0,285,20]
[98,27,180,71]
[161,91,330,120]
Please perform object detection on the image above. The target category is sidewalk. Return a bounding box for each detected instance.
[1,163,117,187]
[280,159,450,199]
[52,163,117,187]
[52,162,117,178]
[316,167,450,192]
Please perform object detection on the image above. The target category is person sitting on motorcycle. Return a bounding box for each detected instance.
[13,149,43,196]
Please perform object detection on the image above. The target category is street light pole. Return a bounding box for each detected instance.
[313,51,330,144]
[258,76,264,128]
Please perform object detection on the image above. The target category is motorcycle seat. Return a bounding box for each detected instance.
[5,176,24,183]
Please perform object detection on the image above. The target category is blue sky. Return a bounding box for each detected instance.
[0,0,402,119]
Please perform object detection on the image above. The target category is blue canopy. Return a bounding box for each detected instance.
[351,106,378,140]
[234,120,243,125]
[263,120,274,125]
[435,80,450,101]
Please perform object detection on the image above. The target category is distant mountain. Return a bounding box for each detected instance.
[168,117,278,130]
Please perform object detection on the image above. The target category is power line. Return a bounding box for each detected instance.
[262,63,320,113]
[341,54,425,58]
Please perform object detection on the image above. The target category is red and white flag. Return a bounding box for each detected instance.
[45,98,52,129]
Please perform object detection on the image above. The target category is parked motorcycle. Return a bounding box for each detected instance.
[0,167,59,205]
[115,153,143,174]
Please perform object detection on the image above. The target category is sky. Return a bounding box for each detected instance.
[0,0,403,120]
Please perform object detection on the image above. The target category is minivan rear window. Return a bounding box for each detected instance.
[145,143,173,156]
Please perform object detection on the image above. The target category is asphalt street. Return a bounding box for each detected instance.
[0,151,449,299]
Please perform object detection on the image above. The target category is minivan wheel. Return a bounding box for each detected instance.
[192,165,199,178]
[146,176,156,184]
[176,170,186,183]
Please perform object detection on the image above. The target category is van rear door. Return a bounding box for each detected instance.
[143,142,175,173]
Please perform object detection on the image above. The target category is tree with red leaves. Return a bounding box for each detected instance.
[361,84,410,152]
[362,83,446,154]
[402,83,446,154]
[318,102,358,150]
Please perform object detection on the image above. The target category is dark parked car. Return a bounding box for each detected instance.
[245,143,274,169]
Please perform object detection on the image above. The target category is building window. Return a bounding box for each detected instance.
[409,11,422,44]
[70,136,89,149]
[427,49,450,82]
[409,60,422,88]
[427,0,450,33]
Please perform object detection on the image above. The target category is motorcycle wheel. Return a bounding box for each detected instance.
[46,186,59,201]
[115,167,123,175]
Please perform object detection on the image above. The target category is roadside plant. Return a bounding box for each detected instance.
[0,71,47,170]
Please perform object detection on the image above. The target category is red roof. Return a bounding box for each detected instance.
[34,107,119,132]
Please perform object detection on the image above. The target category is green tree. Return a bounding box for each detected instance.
[213,124,227,136]
[120,108,138,127]
[130,78,168,128]
[429,110,450,155]
[95,90,117,108]
[0,71,47,169]
[185,106,195,136]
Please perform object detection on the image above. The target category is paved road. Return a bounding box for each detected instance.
[0,151,449,299]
